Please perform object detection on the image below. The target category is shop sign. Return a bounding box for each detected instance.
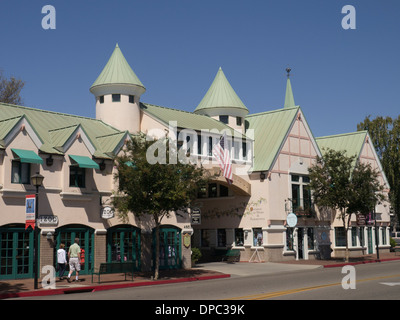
[357,214,366,226]
[286,212,297,228]
[191,207,201,225]
[38,215,59,227]
[101,206,115,219]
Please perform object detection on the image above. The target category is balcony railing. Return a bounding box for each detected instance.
[285,198,315,218]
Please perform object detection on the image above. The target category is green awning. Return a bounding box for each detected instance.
[69,155,99,169]
[11,148,43,164]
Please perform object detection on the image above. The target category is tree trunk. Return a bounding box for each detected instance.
[342,211,350,263]
[154,220,160,280]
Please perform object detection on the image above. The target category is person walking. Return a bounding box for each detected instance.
[67,238,81,283]
[57,243,67,280]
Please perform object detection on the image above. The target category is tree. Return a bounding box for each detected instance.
[309,148,384,262]
[0,70,25,105]
[357,115,400,227]
[113,133,207,279]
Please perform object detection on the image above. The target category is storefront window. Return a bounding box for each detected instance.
[286,228,294,251]
[217,229,226,247]
[335,227,346,247]
[235,229,244,246]
[253,228,263,247]
[201,229,210,247]
[307,228,314,250]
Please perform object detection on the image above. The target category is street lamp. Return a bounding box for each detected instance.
[31,172,44,290]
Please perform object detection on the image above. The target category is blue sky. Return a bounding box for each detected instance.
[0,0,399,137]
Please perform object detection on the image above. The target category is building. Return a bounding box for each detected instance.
[0,44,391,280]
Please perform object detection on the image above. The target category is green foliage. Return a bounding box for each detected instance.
[191,247,202,262]
[390,237,397,248]
[0,70,25,105]
[308,148,384,261]
[358,115,400,221]
[113,133,207,279]
[113,133,206,223]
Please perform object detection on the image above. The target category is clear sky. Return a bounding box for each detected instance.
[0,0,399,138]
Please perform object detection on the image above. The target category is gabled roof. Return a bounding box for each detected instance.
[90,44,145,91]
[194,67,248,114]
[245,107,300,172]
[316,131,367,160]
[0,102,128,159]
[141,102,247,137]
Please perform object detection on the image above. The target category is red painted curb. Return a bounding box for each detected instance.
[0,274,231,300]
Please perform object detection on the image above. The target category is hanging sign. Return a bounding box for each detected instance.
[191,207,201,225]
[357,214,366,226]
[101,206,115,219]
[25,194,36,230]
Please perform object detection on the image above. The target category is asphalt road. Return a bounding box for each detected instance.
[15,261,400,301]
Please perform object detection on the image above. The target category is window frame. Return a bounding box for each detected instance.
[11,160,30,184]
[69,166,86,188]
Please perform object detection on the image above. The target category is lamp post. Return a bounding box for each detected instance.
[31,172,44,290]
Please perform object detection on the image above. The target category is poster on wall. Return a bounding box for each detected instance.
[25,194,36,230]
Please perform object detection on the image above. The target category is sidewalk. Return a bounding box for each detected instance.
[1,252,399,299]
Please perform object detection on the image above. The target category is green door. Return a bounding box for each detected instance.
[54,225,94,275]
[0,226,35,279]
[153,226,181,270]
[107,226,141,271]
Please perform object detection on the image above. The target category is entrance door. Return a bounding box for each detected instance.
[107,226,141,271]
[0,226,34,279]
[153,226,181,270]
[54,225,94,275]
[297,228,304,259]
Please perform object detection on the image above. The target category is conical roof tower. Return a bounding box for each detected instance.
[90,44,145,133]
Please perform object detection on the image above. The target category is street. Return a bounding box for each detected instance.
[14,260,400,301]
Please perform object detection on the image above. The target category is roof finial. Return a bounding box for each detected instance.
[286,67,291,78]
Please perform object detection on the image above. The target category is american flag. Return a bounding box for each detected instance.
[212,132,233,185]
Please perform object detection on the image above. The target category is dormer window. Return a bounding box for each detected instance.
[99,96,104,104]
[129,95,135,103]
[236,117,242,126]
[112,94,121,102]
[219,115,229,124]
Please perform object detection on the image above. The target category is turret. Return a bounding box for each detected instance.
[194,67,248,132]
[90,44,145,133]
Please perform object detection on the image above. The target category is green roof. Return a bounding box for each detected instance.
[194,67,248,114]
[0,102,127,159]
[141,102,246,136]
[90,44,145,91]
[316,131,367,160]
[245,107,300,171]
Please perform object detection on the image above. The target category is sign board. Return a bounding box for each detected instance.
[286,212,298,228]
[101,206,115,219]
[191,207,201,225]
[357,214,366,226]
[38,215,59,227]
[25,194,36,230]
[183,233,191,248]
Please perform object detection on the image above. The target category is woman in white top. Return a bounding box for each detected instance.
[57,243,67,280]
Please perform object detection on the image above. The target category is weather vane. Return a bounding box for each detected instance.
[286,67,292,78]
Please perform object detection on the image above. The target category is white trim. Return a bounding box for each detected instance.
[62,125,96,155]
[3,117,43,149]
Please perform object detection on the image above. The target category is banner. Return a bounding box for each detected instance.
[25,194,36,230]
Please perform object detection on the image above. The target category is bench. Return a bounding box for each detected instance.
[222,249,240,263]
[91,262,135,283]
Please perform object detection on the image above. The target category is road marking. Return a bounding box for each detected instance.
[380,282,400,286]
[227,273,400,300]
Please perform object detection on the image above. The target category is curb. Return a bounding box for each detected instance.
[323,257,400,268]
[0,274,231,300]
